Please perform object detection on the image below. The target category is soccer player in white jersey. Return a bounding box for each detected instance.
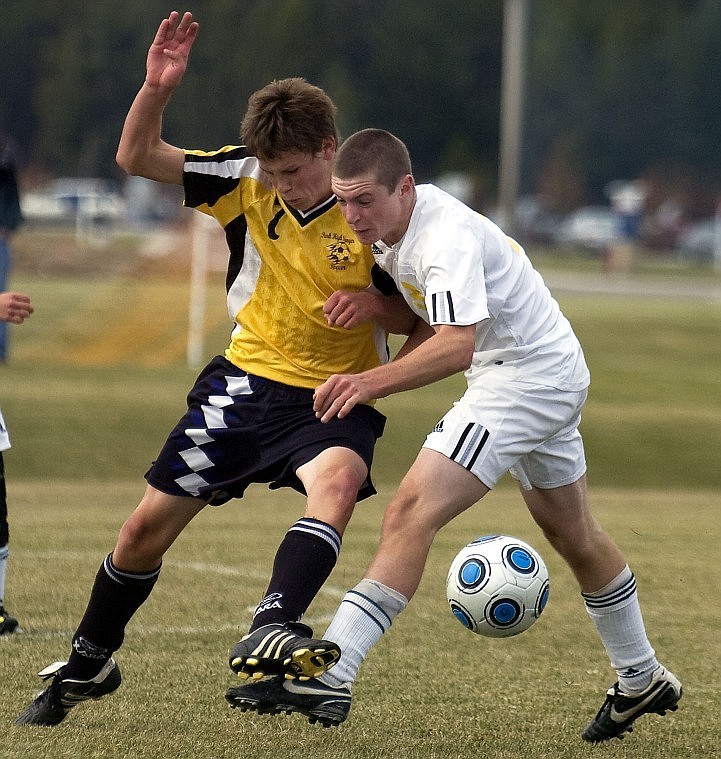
[15,17,418,727]
[226,129,682,742]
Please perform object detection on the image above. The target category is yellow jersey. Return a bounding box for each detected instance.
[184,146,391,389]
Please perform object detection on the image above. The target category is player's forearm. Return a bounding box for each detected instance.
[364,328,472,399]
[393,317,435,360]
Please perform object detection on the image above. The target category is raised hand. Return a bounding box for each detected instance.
[145,11,199,93]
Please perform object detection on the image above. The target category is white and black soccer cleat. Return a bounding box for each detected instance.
[15,659,122,726]
[582,666,682,743]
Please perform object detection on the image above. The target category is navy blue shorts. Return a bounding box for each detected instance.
[146,356,386,505]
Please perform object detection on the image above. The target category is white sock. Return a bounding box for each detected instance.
[0,543,8,605]
[583,565,659,693]
[319,579,408,689]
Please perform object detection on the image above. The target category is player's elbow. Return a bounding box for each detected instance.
[455,342,475,372]
[116,146,139,176]
[447,328,476,372]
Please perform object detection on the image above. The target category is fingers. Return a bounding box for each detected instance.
[177,11,196,35]
[326,305,353,328]
[154,11,197,48]
[322,291,344,325]
[323,291,362,329]
[0,293,33,323]
[317,395,354,423]
[153,13,176,46]
[313,382,331,417]
[313,377,359,422]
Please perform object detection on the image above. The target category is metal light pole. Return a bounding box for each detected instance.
[498,0,528,237]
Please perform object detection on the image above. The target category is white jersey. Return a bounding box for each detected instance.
[371,184,590,391]
[0,408,9,452]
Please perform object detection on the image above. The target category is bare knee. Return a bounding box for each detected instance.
[523,482,626,589]
[304,464,365,532]
[536,512,625,590]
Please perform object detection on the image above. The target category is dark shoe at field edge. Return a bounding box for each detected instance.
[0,606,21,635]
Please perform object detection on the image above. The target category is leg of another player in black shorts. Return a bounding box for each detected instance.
[228,446,370,681]
[15,487,205,726]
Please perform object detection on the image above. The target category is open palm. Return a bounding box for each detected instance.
[145,11,199,91]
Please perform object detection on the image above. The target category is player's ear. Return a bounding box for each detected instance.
[320,136,336,160]
[399,174,415,199]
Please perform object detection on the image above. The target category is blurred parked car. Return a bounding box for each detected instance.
[484,195,565,246]
[514,196,566,246]
[21,178,125,226]
[676,218,720,263]
[555,206,619,251]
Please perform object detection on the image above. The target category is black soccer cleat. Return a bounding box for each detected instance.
[0,606,21,635]
[228,622,340,681]
[226,674,351,727]
[14,659,122,726]
[581,666,682,743]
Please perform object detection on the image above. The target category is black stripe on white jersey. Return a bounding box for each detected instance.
[450,423,490,470]
[431,291,456,323]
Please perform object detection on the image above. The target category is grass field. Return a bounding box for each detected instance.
[1,262,720,758]
[2,485,718,759]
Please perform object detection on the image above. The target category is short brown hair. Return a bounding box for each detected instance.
[334,128,412,192]
[241,77,339,160]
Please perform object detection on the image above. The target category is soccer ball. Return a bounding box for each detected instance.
[446,534,550,638]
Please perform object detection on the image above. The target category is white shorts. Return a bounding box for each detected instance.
[422,366,588,491]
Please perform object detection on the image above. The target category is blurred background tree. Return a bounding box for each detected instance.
[1,0,718,213]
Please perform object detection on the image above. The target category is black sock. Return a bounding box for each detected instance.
[249,518,341,632]
[65,554,160,679]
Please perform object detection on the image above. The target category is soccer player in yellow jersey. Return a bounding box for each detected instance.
[15,12,418,727]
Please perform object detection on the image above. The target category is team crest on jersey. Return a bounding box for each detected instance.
[322,232,355,270]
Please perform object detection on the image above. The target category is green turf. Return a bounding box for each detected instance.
[3,272,720,489]
[2,484,716,759]
[0,270,718,757]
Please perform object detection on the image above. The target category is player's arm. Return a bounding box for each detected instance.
[323,290,419,334]
[324,264,418,335]
[313,322,476,422]
[116,11,199,184]
[392,315,436,358]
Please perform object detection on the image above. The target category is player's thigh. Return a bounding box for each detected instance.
[386,448,490,534]
[521,475,590,531]
[423,375,584,492]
